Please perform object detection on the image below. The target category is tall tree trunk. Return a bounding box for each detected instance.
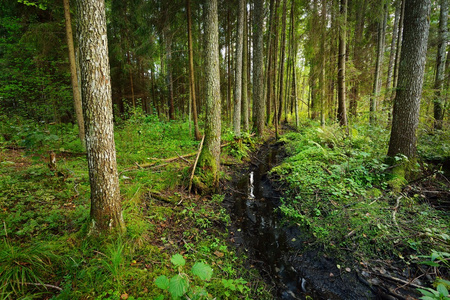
[277,0,287,124]
[391,0,405,103]
[75,0,125,234]
[370,3,388,124]
[434,0,448,130]
[198,0,221,186]
[227,9,232,126]
[319,0,327,125]
[265,0,275,124]
[63,0,85,148]
[385,0,401,101]
[127,51,135,109]
[337,0,348,128]
[164,30,175,120]
[253,0,265,136]
[387,0,431,158]
[233,0,245,137]
[187,0,201,140]
[242,2,249,132]
[349,0,368,117]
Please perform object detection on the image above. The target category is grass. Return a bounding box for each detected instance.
[0,111,271,299]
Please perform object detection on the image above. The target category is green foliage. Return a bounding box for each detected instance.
[272,122,450,263]
[0,239,58,296]
[154,254,213,299]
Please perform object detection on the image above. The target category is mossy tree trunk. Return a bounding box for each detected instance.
[75,0,125,234]
[387,0,431,158]
[197,0,221,187]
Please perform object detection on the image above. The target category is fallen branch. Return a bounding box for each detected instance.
[189,135,205,192]
[24,282,62,291]
[392,195,402,232]
[370,271,426,290]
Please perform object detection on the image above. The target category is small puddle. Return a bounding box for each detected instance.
[224,141,376,299]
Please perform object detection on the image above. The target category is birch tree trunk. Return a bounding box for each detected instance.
[387,0,431,158]
[75,0,125,234]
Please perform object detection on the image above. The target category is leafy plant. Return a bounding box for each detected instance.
[154,254,213,300]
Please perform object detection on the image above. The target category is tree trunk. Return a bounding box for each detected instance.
[387,0,431,158]
[370,3,388,124]
[433,0,448,130]
[242,3,249,132]
[75,0,125,234]
[187,0,201,140]
[391,0,405,103]
[227,9,232,126]
[319,0,326,125]
[253,0,265,136]
[337,0,348,129]
[277,0,287,124]
[233,0,245,137]
[385,0,401,101]
[198,0,221,186]
[63,0,85,148]
[164,30,175,120]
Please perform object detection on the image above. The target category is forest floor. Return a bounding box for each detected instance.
[0,114,449,299]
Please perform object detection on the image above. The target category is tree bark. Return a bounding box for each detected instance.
[387,0,431,158]
[391,0,405,103]
[242,3,249,132]
[75,0,125,234]
[63,0,85,148]
[385,0,401,101]
[370,3,388,124]
[198,0,221,185]
[186,0,201,140]
[277,0,287,124]
[253,0,265,136]
[233,0,245,137]
[433,0,448,130]
[337,0,348,129]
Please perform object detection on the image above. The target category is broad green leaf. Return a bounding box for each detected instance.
[154,295,164,300]
[170,254,186,267]
[437,284,448,297]
[168,274,188,298]
[417,288,437,297]
[155,275,170,290]
[191,262,213,281]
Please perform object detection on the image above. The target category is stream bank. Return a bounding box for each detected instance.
[222,138,432,300]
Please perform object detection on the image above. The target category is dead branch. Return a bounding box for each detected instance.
[189,135,205,192]
[24,282,62,291]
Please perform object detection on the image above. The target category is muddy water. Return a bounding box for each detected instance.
[224,142,376,300]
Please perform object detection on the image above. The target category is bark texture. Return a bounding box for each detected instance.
[388,0,431,158]
[434,0,448,130]
[253,0,265,136]
[337,0,348,128]
[233,0,245,137]
[75,0,125,233]
[198,0,221,185]
[242,4,249,132]
[187,0,201,140]
[64,0,85,148]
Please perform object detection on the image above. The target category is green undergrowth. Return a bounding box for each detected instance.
[271,121,449,268]
[0,112,271,299]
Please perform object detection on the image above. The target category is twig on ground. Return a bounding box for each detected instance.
[24,282,62,291]
[188,135,205,192]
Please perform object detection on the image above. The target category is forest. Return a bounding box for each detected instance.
[0,0,449,299]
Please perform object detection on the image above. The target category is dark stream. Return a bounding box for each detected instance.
[224,142,376,300]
